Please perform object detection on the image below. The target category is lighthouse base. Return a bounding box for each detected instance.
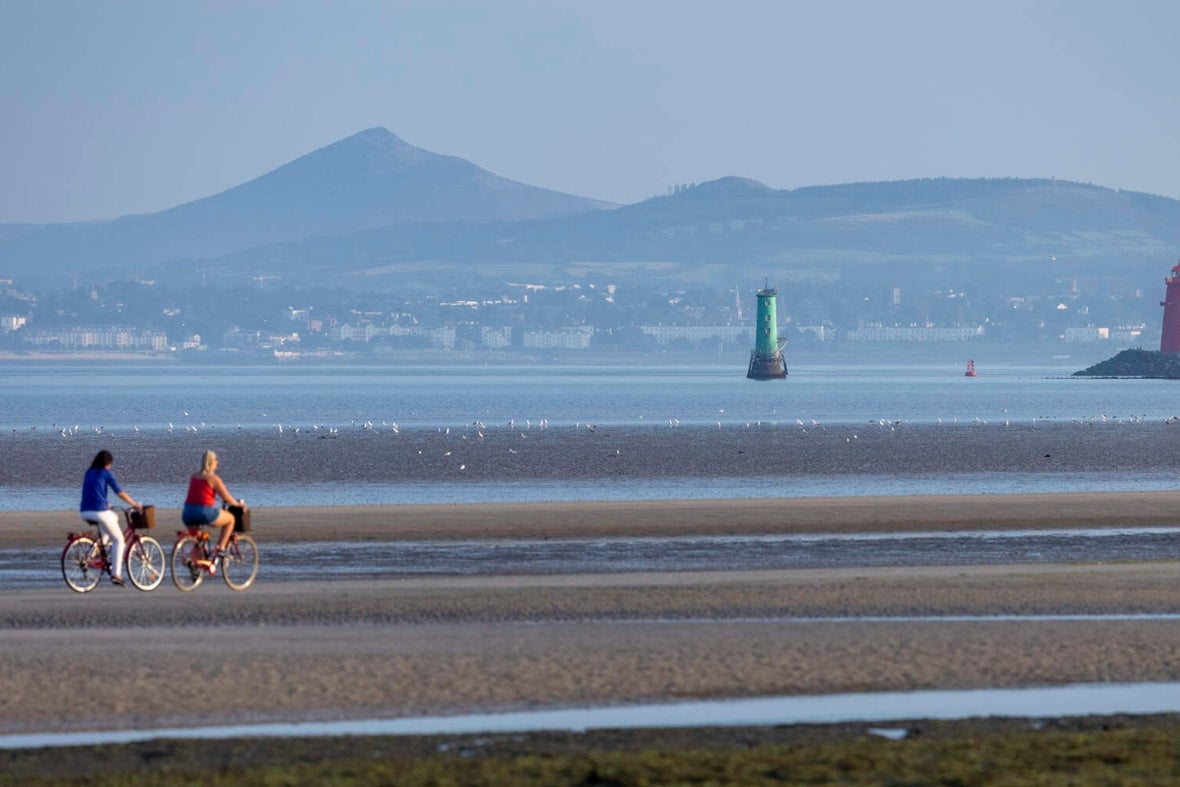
[746,351,788,380]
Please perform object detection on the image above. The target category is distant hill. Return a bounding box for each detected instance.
[187,175,1180,291]
[4,127,1180,291]
[0,128,614,280]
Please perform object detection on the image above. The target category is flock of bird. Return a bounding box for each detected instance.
[8,410,1176,488]
[9,410,1175,442]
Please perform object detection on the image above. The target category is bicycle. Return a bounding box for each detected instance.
[170,505,259,592]
[61,506,166,592]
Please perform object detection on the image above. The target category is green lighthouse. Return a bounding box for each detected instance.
[746,286,787,379]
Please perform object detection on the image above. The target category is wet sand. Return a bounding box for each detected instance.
[3,491,1180,740]
[7,420,1180,492]
[6,489,1180,547]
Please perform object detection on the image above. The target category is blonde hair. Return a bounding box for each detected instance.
[198,450,218,477]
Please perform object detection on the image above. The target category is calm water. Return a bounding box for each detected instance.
[3,361,1178,509]
[3,361,1174,431]
[5,682,1180,748]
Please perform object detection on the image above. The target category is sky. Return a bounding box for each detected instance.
[2,0,1179,224]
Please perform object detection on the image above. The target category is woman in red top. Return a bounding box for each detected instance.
[182,449,246,562]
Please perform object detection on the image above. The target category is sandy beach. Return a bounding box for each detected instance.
[3,491,1180,741]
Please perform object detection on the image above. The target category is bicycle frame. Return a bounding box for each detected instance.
[66,512,146,575]
[62,507,165,592]
[174,525,234,572]
[171,520,259,592]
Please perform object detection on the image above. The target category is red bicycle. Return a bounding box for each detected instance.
[170,506,259,592]
[61,506,165,592]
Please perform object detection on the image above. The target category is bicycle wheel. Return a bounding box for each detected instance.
[221,534,259,591]
[62,537,103,593]
[170,534,206,592]
[126,536,165,591]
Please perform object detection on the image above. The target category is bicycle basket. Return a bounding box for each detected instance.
[228,504,251,532]
[130,505,156,529]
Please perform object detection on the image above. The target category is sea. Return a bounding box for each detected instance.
[2,359,1178,512]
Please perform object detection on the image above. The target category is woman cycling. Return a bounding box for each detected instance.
[182,449,246,569]
[79,450,142,586]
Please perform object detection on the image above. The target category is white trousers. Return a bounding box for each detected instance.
[80,509,124,578]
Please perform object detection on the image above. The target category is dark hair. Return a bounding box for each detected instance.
[90,450,113,470]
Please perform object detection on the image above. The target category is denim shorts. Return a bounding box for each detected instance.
[182,504,220,525]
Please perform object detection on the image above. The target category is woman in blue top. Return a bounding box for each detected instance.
[79,450,141,586]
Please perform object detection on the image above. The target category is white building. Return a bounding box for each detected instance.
[523,326,594,349]
[331,322,386,343]
[388,325,456,349]
[845,323,984,342]
[24,326,169,351]
[480,326,514,348]
[0,314,27,332]
[637,325,749,345]
[1110,325,1145,342]
[1064,326,1110,343]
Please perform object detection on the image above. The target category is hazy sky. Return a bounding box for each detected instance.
[3,0,1179,224]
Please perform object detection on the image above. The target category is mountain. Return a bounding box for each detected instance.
[5,126,1180,292]
[0,128,614,279]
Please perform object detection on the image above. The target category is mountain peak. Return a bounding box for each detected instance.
[352,126,398,140]
[0,127,612,275]
[329,126,418,154]
[277,127,430,178]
